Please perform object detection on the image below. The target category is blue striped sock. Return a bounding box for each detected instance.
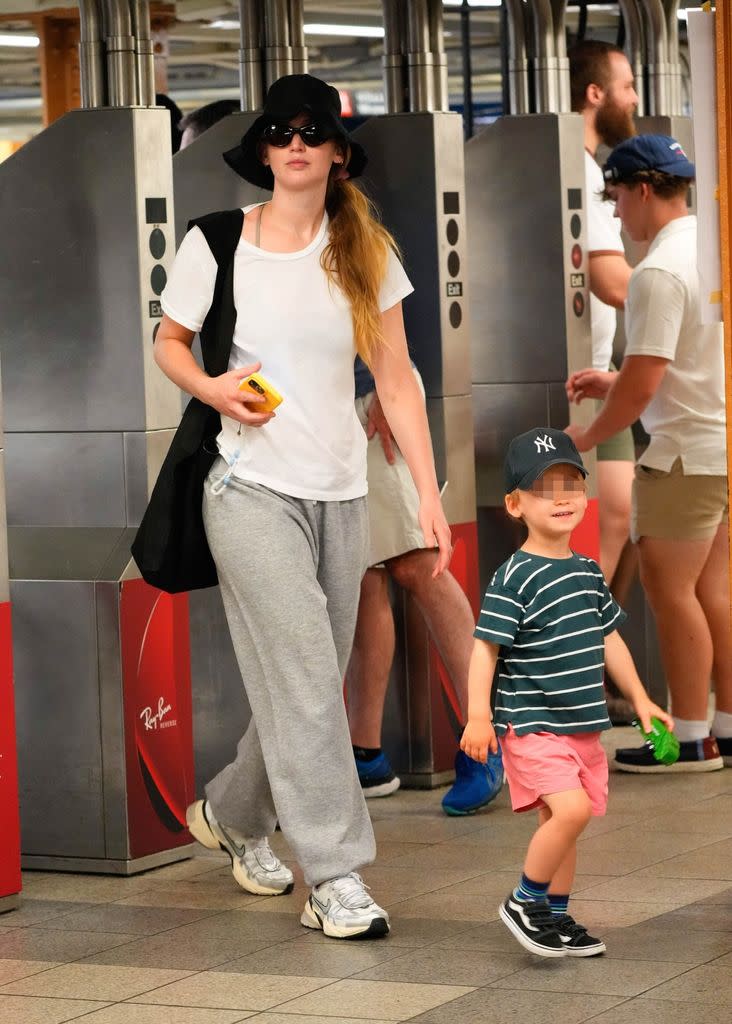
[548,893,569,915]
[513,873,550,903]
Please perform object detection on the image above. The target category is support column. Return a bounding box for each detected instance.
[36,13,81,126]
[716,0,732,597]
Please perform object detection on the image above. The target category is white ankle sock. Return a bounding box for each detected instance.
[712,710,732,739]
[672,718,709,743]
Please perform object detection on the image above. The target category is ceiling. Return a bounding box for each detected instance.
[0,1,687,139]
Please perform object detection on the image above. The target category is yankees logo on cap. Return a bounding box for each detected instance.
[504,427,587,494]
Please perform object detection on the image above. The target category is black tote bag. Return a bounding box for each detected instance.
[131,208,244,593]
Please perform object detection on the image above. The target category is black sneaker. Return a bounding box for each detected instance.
[498,895,566,957]
[554,913,606,957]
[714,735,732,767]
[614,735,724,773]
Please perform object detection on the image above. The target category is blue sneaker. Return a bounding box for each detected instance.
[442,746,504,816]
[355,751,401,798]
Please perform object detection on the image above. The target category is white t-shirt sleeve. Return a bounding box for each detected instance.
[379,247,414,312]
[625,267,685,360]
[585,154,624,255]
[160,226,218,333]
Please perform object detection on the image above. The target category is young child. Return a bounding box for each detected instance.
[462,427,672,958]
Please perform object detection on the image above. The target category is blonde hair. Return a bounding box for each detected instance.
[321,158,401,367]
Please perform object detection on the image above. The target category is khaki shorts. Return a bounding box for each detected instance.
[631,458,729,543]
[355,369,426,567]
[597,425,635,463]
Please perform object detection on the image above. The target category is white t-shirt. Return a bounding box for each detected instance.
[162,203,414,501]
[585,150,624,371]
[625,216,726,475]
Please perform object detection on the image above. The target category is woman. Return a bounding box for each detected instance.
[154,74,451,940]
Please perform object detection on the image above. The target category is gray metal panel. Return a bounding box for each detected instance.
[426,393,477,524]
[0,109,177,434]
[188,586,250,794]
[12,580,105,858]
[0,453,8,603]
[8,527,126,581]
[6,433,126,528]
[472,381,550,506]
[466,114,590,385]
[173,113,266,244]
[95,581,129,860]
[353,112,471,399]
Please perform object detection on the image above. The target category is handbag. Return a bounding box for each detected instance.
[131,208,244,593]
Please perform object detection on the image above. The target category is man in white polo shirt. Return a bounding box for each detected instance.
[566,135,731,773]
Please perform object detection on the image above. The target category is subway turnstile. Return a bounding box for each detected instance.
[354,111,480,785]
[0,363,21,911]
[0,108,195,873]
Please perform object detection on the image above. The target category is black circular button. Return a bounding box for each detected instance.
[149,228,166,259]
[150,264,167,296]
[573,291,585,317]
[447,251,460,277]
[570,213,581,239]
[446,219,459,245]
[449,301,462,328]
[152,322,160,343]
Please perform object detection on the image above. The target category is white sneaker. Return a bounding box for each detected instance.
[186,799,294,896]
[301,872,390,939]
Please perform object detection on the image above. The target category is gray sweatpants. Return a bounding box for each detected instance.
[202,460,375,886]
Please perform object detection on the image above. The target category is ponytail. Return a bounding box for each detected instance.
[321,168,400,368]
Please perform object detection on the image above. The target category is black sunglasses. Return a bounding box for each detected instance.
[261,122,334,148]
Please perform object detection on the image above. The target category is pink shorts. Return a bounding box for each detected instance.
[500,727,609,815]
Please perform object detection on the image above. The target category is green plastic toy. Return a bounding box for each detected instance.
[633,716,680,765]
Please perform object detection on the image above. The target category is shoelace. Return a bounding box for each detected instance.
[247,837,280,871]
[328,872,374,909]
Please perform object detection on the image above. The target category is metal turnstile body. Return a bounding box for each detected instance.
[0,108,195,873]
[466,113,664,703]
[0,362,21,911]
[353,112,480,786]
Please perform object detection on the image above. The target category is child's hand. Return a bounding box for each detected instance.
[634,699,674,736]
[461,718,498,764]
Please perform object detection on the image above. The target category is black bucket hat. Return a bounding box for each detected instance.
[223,74,367,191]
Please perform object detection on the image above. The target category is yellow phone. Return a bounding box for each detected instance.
[238,371,283,413]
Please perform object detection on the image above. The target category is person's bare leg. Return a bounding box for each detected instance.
[523,790,591,883]
[387,548,474,719]
[696,523,732,714]
[598,460,634,586]
[541,806,578,897]
[347,568,394,748]
[638,535,715,721]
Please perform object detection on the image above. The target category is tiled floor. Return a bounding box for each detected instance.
[2,726,732,1023]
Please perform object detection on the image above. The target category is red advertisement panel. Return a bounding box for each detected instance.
[0,601,21,899]
[120,580,194,860]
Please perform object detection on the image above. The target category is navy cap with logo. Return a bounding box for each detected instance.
[504,427,588,494]
[603,134,696,184]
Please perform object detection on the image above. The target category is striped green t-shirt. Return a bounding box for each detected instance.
[474,550,626,736]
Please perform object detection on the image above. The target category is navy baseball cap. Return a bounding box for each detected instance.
[603,134,696,183]
[504,427,587,494]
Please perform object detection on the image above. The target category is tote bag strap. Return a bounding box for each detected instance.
[187,208,244,378]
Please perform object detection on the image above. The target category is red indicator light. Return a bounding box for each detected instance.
[571,244,582,269]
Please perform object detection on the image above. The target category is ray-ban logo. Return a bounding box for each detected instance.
[140,696,176,731]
